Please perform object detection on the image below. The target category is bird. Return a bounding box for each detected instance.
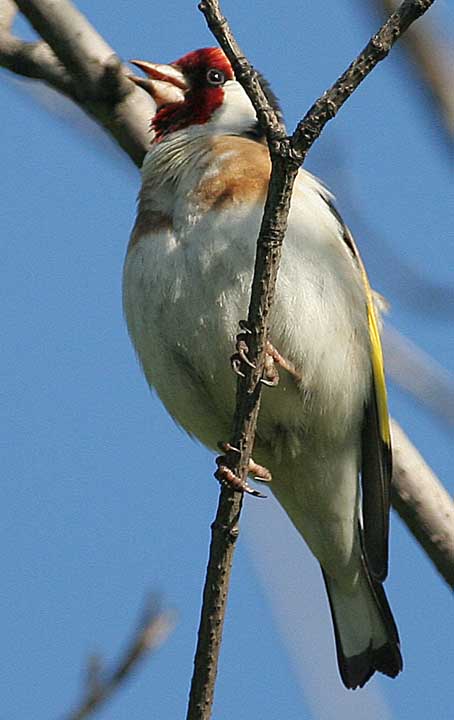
[123,46,403,689]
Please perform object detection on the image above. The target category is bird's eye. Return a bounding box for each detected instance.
[206,68,225,86]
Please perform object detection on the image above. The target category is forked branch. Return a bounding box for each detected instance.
[0,3,451,719]
[187,1,440,718]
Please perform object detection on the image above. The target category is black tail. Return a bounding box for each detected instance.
[322,558,402,689]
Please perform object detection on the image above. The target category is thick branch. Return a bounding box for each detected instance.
[14,0,115,91]
[188,1,439,718]
[64,598,174,720]
[3,0,154,166]
[0,0,16,30]
[1,0,451,714]
[391,421,454,588]
[0,33,75,94]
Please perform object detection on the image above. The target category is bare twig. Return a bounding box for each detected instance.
[391,421,454,588]
[63,597,175,720]
[0,0,451,714]
[187,1,437,717]
[292,0,437,159]
[196,3,285,143]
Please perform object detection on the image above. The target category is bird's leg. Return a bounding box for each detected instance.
[261,349,280,387]
[248,457,273,484]
[214,442,272,498]
[264,341,303,384]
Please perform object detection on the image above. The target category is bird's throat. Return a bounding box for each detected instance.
[152,87,224,141]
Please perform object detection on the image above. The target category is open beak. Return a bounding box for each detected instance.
[129,60,187,108]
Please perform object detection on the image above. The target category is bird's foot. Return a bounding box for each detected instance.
[214,442,272,498]
[230,321,301,387]
[264,340,303,384]
[230,320,278,385]
[230,321,255,378]
[261,348,280,386]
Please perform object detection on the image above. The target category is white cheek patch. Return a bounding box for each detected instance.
[208,80,258,135]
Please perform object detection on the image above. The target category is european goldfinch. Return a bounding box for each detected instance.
[123,47,402,688]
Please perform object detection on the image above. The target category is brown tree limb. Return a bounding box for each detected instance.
[0,33,76,94]
[63,597,175,720]
[0,0,16,30]
[1,0,153,166]
[0,0,452,715]
[196,2,285,143]
[391,421,454,588]
[14,0,119,92]
[188,1,439,718]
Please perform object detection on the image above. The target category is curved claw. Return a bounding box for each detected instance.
[260,375,279,387]
[245,485,267,498]
[230,354,246,377]
[217,441,241,454]
[215,465,267,498]
[250,459,272,483]
[236,339,256,369]
[238,319,252,334]
[214,442,271,497]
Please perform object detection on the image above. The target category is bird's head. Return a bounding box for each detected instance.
[129,47,281,142]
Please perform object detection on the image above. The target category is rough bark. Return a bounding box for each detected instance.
[0,3,451,720]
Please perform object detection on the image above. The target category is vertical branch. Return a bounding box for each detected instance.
[186,157,298,720]
[1,0,450,716]
[187,1,437,718]
[186,490,243,719]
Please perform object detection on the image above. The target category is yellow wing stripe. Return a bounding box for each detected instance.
[366,296,391,446]
[339,222,391,448]
[359,267,391,447]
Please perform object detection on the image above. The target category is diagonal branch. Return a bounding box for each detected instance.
[188,1,439,718]
[63,597,175,720]
[0,33,76,95]
[14,0,117,93]
[291,0,436,159]
[391,421,454,587]
[1,0,154,166]
[0,0,451,715]
[197,3,285,143]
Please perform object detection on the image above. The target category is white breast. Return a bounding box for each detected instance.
[123,142,371,456]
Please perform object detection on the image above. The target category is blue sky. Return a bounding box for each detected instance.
[1,2,453,719]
